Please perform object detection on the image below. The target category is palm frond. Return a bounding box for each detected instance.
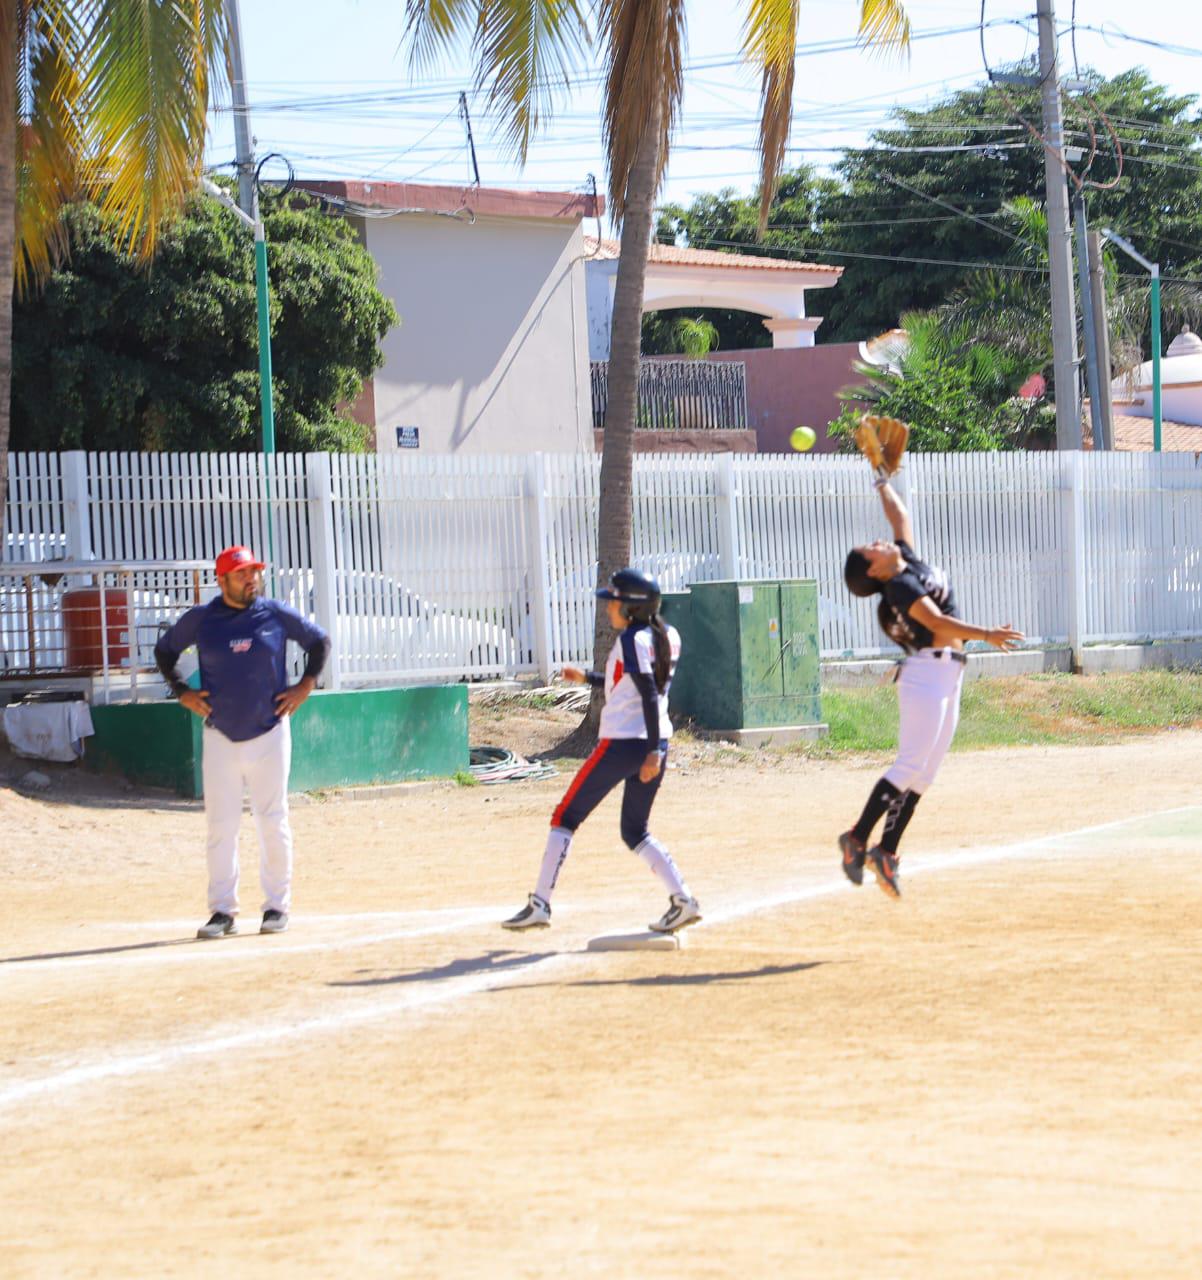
[742,0,797,232]
[997,196,1049,267]
[14,0,89,292]
[856,0,911,55]
[403,0,481,75]
[82,0,228,259]
[598,0,685,220]
[1160,281,1202,334]
[474,0,590,164]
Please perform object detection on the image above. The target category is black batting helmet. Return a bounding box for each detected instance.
[596,567,661,613]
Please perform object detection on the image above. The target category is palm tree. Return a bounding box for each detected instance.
[403,0,911,691]
[0,0,229,538]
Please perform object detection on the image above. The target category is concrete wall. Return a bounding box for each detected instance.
[365,214,592,455]
[707,343,864,453]
[87,687,468,798]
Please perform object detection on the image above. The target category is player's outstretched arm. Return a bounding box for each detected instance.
[908,597,1023,650]
[875,478,914,547]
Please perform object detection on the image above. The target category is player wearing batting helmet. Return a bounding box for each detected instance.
[839,473,1023,898]
[154,546,331,938]
[502,567,701,936]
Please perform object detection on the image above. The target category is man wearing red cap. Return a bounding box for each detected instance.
[154,546,331,939]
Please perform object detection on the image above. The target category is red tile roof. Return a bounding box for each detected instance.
[1082,410,1202,453]
[584,236,841,275]
[296,180,602,222]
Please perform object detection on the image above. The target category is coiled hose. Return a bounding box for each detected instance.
[468,746,558,785]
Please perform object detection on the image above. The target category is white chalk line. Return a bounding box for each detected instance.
[1,907,513,974]
[704,803,1202,926]
[2,804,1197,1115]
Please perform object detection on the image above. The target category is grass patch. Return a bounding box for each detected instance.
[452,769,479,787]
[808,669,1202,757]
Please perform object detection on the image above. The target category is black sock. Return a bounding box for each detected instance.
[880,790,921,855]
[852,777,902,845]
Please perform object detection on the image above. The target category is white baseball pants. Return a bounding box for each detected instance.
[884,649,965,794]
[201,719,293,916]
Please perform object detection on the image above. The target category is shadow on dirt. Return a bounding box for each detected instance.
[329,948,554,988]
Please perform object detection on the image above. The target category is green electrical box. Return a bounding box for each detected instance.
[660,579,826,745]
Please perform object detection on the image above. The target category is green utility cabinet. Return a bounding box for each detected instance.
[660,579,825,744]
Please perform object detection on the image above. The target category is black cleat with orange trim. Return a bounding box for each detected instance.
[866,846,901,899]
[839,831,866,886]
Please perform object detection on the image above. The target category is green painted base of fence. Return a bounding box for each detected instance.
[87,686,468,798]
[661,580,823,732]
[88,701,205,796]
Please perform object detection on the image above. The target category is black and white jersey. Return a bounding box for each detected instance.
[878,540,958,652]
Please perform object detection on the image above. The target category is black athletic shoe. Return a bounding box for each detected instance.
[839,831,866,886]
[197,911,237,939]
[260,909,289,934]
[866,847,901,899]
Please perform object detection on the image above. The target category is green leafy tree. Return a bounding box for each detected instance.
[827,312,1056,452]
[10,189,397,451]
[658,69,1202,348]
[818,68,1202,342]
[2,0,230,533]
[642,312,719,357]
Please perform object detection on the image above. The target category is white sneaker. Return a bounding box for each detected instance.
[649,894,702,934]
[502,893,552,930]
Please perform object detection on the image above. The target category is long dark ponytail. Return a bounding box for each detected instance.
[648,612,672,693]
[627,602,672,693]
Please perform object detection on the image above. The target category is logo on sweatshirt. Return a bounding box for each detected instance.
[230,638,253,654]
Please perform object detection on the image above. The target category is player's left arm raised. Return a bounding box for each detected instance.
[908,597,1023,650]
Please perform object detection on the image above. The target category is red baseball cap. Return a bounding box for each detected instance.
[215,545,266,577]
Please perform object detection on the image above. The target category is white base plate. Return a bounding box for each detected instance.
[587,931,684,952]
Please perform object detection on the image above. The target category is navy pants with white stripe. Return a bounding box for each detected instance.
[553,737,668,848]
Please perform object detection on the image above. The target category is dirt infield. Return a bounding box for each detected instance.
[2,732,1201,1278]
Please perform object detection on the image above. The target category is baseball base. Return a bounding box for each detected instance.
[587,931,684,952]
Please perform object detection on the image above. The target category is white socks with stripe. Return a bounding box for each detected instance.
[535,826,573,904]
[635,835,690,899]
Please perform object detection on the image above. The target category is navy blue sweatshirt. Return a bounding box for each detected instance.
[154,597,330,742]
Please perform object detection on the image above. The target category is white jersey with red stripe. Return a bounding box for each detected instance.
[598,622,681,741]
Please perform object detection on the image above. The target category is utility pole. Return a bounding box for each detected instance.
[1036,0,1082,449]
[226,0,257,218]
[1072,191,1106,449]
[213,0,278,573]
[1086,230,1115,449]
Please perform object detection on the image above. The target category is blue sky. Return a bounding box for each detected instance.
[205,0,1201,219]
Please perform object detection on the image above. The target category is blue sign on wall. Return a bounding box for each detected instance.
[396,426,420,449]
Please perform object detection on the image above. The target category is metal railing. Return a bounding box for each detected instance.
[590,358,748,431]
[0,560,213,703]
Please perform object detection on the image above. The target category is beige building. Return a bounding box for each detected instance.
[299,180,602,455]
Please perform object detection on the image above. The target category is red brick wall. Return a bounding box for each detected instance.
[707,344,864,453]
[594,429,757,454]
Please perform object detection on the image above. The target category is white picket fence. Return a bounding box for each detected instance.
[4,448,1202,687]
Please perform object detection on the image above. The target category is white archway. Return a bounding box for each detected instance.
[584,237,842,360]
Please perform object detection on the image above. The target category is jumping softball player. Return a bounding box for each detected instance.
[839,419,1023,898]
[503,568,701,935]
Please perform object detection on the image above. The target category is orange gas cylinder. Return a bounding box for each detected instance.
[62,587,130,670]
